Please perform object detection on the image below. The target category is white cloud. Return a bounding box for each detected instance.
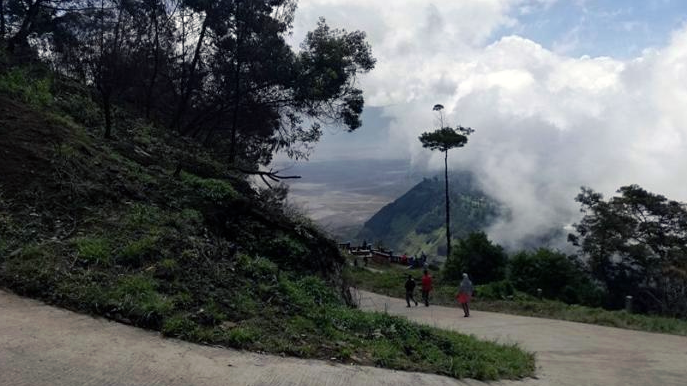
[290,0,687,249]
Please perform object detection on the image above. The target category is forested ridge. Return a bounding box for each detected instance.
[357,172,500,257]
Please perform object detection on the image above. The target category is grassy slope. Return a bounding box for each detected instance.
[0,64,534,381]
[349,263,687,336]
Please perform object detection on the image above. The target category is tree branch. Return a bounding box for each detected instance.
[230,167,301,181]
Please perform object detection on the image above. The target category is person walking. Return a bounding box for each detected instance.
[405,275,418,307]
[421,269,433,307]
[457,273,473,317]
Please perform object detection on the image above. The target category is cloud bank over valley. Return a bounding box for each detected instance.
[287,0,687,249]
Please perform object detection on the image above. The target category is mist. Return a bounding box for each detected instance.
[290,0,687,249]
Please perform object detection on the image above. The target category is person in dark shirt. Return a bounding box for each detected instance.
[405,275,418,307]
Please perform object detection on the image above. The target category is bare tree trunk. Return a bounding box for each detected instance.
[99,0,124,139]
[1,0,6,40]
[229,1,242,164]
[175,15,208,131]
[444,149,451,258]
[103,93,113,139]
[7,0,42,52]
[145,2,160,119]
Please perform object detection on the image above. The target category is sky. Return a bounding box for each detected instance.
[279,0,687,248]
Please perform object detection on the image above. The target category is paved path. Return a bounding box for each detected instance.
[2,289,687,386]
[355,290,687,386]
[0,290,485,386]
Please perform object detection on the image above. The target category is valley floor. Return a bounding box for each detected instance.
[2,289,686,386]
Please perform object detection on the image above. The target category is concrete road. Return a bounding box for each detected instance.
[0,290,487,386]
[2,289,686,386]
[355,290,687,386]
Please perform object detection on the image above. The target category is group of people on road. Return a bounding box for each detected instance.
[405,271,474,317]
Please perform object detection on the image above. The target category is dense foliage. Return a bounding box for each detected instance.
[568,185,687,317]
[443,231,507,284]
[1,0,375,168]
[509,248,604,306]
[418,126,471,153]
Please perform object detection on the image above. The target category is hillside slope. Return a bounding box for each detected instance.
[357,172,500,256]
[0,88,348,317]
[0,65,534,380]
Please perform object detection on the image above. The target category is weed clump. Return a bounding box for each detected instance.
[73,237,112,265]
[180,172,238,204]
[0,67,53,107]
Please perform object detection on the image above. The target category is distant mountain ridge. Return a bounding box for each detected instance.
[357,172,500,257]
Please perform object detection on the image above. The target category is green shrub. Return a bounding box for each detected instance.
[509,248,604,306]
[48,112,84,133]
[2,243,59,296]
[236,253,279,279]
[118,234,159,266]
[54,273,109,310]
[0,67,52,107]
[232,290,260,318]
[172,291,193,307]
[443,232,507,284]
[476,280,515,300]
[0,239,7,260]
[159,258,178,270]
[133,123,155,145]
[197,300,227,325]
[286,315,317,334]
[279,275,340,310]
[260,235,309,269]
[371,340,399,367]
[180,172,238,203]
[226,326,259,347]
[0,206,16,259]
[124,204,164,229]
[162,314,199,338]
[169,209,204,234]
[74,237,111,264]
[56,92,101,128]
[107,274,173,325]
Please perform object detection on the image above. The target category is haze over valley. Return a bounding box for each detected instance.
[276,0,687,250]
[277,159,423,236]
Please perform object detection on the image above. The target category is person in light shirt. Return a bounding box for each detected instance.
[457,273,473,317]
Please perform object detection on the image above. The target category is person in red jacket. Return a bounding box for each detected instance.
[421,269,433,307]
